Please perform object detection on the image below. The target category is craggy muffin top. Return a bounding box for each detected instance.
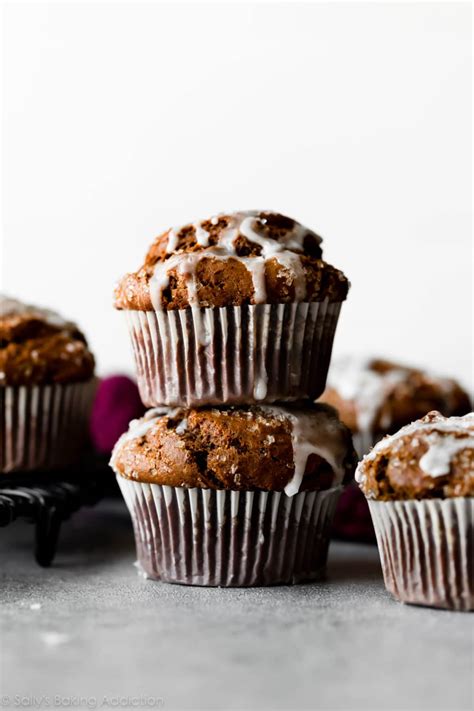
[356,411,474,500]
[110,403,357,495]
[320,357,471,434]
[114,210,349,311]
[0,296,95,386]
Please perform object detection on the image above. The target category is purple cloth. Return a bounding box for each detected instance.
[90,375,146,454]
[332,483,375,542]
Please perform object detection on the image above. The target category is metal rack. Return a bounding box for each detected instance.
[0,460,111,567]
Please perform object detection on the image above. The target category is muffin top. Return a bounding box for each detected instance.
[110,403,357,495]
[356,411,474,500]
[320,357,471,434]
[0,295,95,386]
[114,210,349,311]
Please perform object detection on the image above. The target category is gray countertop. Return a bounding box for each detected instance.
[0,500,472,711]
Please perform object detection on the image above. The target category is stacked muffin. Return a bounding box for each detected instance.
[111,210,357,586]
[0,295,96,473]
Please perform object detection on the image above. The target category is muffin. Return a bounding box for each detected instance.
[0,295,96,473]
[114,210,350,407]
[110,403,357,586]
[320,356,471,456]
[356,411,474,610]
[321,357,471,541]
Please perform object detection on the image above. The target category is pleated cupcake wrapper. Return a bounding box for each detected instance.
[0,379,97,473]
[118,478,342,586]
[125,300,341,407]
[369,499,474,611]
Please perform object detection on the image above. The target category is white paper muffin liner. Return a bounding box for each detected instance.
[125,300,342,407]
[368,498,473,611]
[0,379,97,474]
[118,478,342,586]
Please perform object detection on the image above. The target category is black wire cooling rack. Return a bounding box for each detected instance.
[0,458,113,567]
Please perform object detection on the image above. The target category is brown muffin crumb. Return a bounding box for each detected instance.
[0,296,95,386]
[114,210,349,310]
[356,411,474,500]
[320,357,471,435]
[110,404,357,493]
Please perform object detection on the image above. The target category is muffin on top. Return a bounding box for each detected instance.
[114,211,351,407]
[114,210,349,311]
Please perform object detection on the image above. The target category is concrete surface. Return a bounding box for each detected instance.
[0,500,472,711]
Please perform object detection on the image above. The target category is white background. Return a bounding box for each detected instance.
[2,1,472,391]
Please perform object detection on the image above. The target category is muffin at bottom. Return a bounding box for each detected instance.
[119,481,341,586]
[111,404,357,587]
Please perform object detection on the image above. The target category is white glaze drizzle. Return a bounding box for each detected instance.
[253,375,268,402]
[109,407,185,470]
[150,211,319,310]
[285,410,348,496]
[110,404,351,497]
[175,418,188,434]
[166,229,180,254]
[273,251,307,301]
[239,215,310,253]
[355,412,474,483]
[194,224,210,247]
[326,356,407,432]
[258,405,349,496]
[419,432,474,477]
[326,357,469,434]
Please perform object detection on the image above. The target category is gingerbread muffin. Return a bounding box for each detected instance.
[356,411,474,611]
[321,356,471,541]
[320,356,471,456]
[114,210,350,407]
[0,295,96,473]
[110,403,357,586]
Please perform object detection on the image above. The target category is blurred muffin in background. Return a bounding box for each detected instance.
[0,295,96,473]
[321,356,471,541]
[320,356,471,456]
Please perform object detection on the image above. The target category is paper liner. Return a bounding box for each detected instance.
[118,478,341,586]
[368,499,474,611]
[125,300,341,407]
[0,379,97,474]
